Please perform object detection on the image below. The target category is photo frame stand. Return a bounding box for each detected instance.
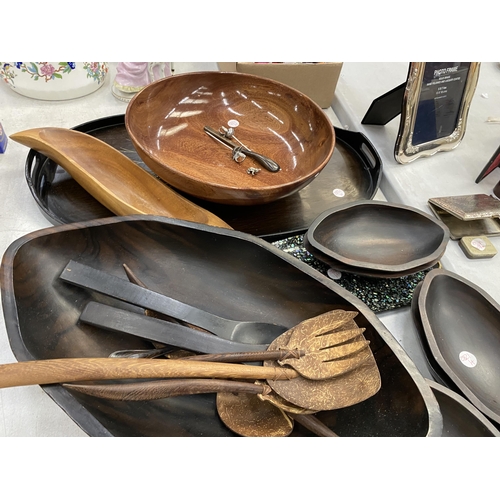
[361,63,481,165]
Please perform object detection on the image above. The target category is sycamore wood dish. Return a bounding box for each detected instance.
[125,71,335,205]
[10,127,231,229]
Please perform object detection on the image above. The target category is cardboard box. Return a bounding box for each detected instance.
[217,62,343,108]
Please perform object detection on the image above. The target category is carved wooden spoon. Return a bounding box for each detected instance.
[10,127,231,229]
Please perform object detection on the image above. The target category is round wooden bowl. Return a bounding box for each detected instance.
[125,72,335,205]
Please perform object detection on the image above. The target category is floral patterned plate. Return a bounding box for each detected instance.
[0,62,108,100]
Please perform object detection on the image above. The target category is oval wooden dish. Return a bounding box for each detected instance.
[415,269,500,426]
[426,379,499,437]
[10,127,231,230]
[305,201,450,275]
[0,216,442,437]
[125,71,335,205]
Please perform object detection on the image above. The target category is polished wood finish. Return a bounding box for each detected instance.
[426,379,500,437]
[125,72,335,205]
[0,357,297,389]
[11,127,231,229]
[304,232,443,279]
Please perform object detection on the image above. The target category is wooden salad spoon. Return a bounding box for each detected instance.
[10,128,232,229]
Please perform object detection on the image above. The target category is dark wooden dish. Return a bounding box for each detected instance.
[304,232,443,279]
[125,72,335,205]
[411,281,454,387]
[426,379,499,437]
[416,269,500,426]
[24,114,381,240]
[306,201,450,273]
[1,215,441,437]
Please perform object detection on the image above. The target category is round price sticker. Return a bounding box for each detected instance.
[471,238,486,251]
[327,268,342,280]
[459,351,477,368]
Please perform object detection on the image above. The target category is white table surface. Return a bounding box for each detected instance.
[0,61,498,436]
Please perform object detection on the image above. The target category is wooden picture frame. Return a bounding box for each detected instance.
[395,62,480,164]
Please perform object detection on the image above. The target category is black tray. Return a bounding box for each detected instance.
[25,114,382,240]
[1,215,440,437]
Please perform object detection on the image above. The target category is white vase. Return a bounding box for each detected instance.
[0,62,108,101]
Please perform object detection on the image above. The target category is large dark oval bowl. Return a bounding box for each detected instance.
[306,201,450,274]
[426,379,499,437]
[417,269,500,425]
[0,216,441,437]
[125,72,335,206]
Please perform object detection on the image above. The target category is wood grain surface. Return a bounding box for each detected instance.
[125,71,335,205]
[11,127,232,229]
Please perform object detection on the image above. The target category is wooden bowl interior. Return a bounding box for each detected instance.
[1,217,436,437]
[125,72,335,204]
[422,273,500,419]
[427,380,499,437]
[310,204,447,271]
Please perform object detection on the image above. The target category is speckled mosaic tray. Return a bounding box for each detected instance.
[272,234,438,313]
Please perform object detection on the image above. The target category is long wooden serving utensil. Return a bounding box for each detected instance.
[63,369,338,436]
[79,303,371,380]
[10,127,232,229]
[63,377,339,436]
[0,311,381,412]
[60,259,288,345]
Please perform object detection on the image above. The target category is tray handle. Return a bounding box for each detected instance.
[334,127,382,172]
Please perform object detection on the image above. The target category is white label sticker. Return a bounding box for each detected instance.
[459,351,477,368]
[471,238,486,251]
[332,189,345,198]
[227,119,239,128]
[327,268,342,280]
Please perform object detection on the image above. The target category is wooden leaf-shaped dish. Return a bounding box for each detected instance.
[417,269,500,425]
[306,201,450,273]
[10,127,231,229]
